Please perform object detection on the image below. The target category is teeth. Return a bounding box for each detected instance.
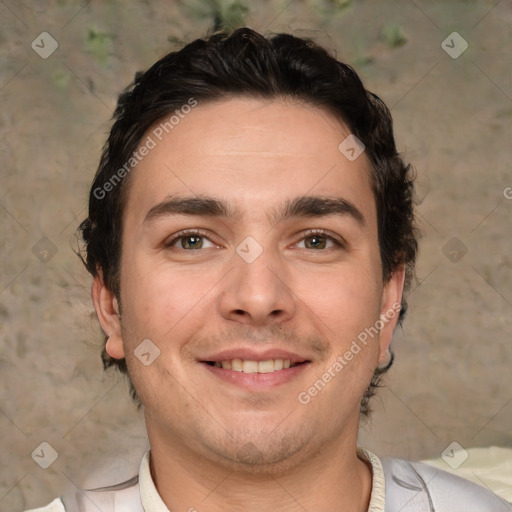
[231,359,243,372]
[243,360,259,373]
[211,359,296,373]
[258,360,275,373]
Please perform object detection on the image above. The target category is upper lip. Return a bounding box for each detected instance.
[200,348,310,364]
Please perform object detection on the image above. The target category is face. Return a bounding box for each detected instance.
[93,97,404,472]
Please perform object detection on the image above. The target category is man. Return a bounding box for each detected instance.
[29,27,511,512]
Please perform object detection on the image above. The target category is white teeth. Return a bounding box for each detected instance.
[258,360,275,373]
[242,360,258,373]
[211,359,296,373]
[231,359,243,372]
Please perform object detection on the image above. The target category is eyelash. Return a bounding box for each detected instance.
[164,229,345,250]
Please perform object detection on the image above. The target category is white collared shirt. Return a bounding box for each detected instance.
[27,447,511,511]
[138,448,386,511]
[27,447,386,512]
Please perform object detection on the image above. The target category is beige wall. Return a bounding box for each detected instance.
[1,1,511,509]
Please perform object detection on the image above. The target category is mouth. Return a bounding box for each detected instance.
[200,356,311,391]
[202,358,307,373]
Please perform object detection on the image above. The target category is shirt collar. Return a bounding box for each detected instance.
[357,447,386,512]
[139,451,170,511]
[139,447,385,512]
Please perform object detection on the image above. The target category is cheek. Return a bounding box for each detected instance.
[119,256,218,344]
[304,265,382,328]
[301,266,384,389]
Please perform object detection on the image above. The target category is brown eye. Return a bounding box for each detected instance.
[165,230,216,250]
[296,230,343,250]
[303,234,329,249]
[179,235,204,249]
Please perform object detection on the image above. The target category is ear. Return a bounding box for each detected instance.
[377,265,406,365]
[91,269,125,359]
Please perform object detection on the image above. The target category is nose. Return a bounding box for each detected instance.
[218,241,297,327]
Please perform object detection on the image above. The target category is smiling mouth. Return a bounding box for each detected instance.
[203,359,308,373]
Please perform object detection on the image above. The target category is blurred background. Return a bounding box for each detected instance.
[1,0,511,509]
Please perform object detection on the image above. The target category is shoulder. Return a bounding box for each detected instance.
[25,476,143,512]
[25,450,149,512]
[381,456,512,511]
[24,498,67,512]
[62,475,143,512]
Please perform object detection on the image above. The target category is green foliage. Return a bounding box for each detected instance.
[353,54,374,67]
[321,0,352,11]
[181,0,249,31]
[84,25,115,65]
[306,0,352,18]
[167,35,183,45]
[379,23,407,48]
[51,68,70,90]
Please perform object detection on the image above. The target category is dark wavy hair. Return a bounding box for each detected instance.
[78,27,419,416]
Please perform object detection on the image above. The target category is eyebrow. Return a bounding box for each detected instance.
[143,194,365,227]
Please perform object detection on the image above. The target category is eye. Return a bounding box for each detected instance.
[163,229,344,252]
[164,230,217,250]
[295,230,344,250]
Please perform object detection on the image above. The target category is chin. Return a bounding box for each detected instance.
[204,425,318,475]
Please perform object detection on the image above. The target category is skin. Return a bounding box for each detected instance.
[93,97,405,512]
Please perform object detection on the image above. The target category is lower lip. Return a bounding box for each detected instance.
[201,362,310,391]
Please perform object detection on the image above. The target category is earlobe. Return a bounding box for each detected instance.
[377,348,392,368]
[105,336,125,359]
[91,270,126,359]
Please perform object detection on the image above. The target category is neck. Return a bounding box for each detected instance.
[147,429,373,512]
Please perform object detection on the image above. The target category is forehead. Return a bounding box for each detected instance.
[123,96,376,229]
